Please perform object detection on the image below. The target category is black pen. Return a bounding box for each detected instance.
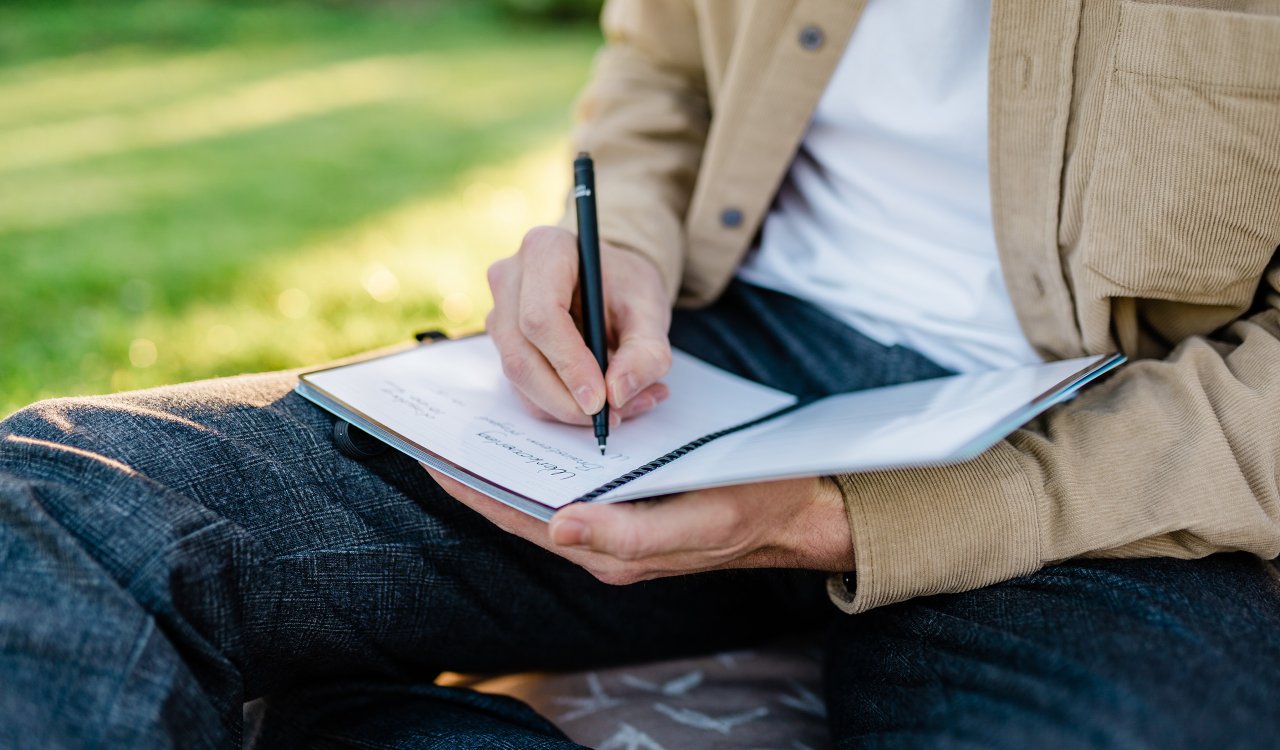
[573,152,610,455]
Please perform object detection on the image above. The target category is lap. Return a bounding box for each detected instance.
[0,278,936,691]
[0,369,828,695]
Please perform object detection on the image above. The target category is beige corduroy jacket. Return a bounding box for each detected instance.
[564,0,1280,613]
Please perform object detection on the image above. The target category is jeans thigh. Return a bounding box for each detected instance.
[824,553,1280,749]
[0,370,829,695]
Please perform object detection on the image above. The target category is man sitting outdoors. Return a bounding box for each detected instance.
[2,0,1279,747]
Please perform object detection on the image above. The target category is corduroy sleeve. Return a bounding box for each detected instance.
[829,262,1280,613]
[555,0,709,302]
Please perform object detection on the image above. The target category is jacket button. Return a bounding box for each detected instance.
[720,207,744,228]
[799,25,824,50]
[842,572,857,594]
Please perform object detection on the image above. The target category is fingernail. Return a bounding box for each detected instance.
[613,374,638,406]
[608,411,622,428]
[574,385,597,414]
[552,519,590,547]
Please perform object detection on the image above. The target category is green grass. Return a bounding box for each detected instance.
[0,1,601,416]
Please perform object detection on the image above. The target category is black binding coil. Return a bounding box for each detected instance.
[575,400,808,503]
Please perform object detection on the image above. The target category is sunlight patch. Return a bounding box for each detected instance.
[0,53,446,172]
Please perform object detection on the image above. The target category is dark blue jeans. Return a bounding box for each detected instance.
[1,281,1278,749]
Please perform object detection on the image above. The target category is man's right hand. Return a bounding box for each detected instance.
[485,225,673,427]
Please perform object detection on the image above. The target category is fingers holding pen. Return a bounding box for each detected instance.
[612,381,669,421]
[488,228,615,425]
[607,329,672,409]
[487,252,595,426]
[515,239,607,416]
[487,225,674,428]
[603,255,673,411]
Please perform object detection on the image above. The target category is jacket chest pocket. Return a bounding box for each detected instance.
[1080,1,1280,308]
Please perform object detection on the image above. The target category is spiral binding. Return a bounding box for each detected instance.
[575,401,808,503]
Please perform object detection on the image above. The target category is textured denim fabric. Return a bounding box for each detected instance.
[1,280,1277,748]
[824,553,1280,750]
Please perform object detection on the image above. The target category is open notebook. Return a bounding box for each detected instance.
[296,335,1124,520]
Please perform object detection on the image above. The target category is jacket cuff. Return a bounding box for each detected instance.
[827,441,1044,613]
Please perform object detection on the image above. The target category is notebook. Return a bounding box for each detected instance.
[295,335,1124,520]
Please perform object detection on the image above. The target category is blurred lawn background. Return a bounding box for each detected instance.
[0,0,602,416]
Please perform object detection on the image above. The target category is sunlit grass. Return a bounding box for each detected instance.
[2,54,427,172]
[0,47,279,129]
[105,143,571,395]
[0,1,598,416]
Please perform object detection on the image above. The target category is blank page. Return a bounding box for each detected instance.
[598,356,1105,501]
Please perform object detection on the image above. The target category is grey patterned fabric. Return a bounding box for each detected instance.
[441,634,829,750]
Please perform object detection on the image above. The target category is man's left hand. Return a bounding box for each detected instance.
[425,467,855,584]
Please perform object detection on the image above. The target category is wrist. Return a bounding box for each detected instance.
[784,477,856,571]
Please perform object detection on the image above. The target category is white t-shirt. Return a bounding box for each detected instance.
[736,0,1040,372]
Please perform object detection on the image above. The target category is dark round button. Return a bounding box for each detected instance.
[842,571,857,594]
[332,420,388,459]
[720,207,744,228]
[799,25,824,50]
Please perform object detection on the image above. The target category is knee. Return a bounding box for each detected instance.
[2,395,144,461]
[1,372,299,469]
[0,393,226,492]
[4,393,86,431]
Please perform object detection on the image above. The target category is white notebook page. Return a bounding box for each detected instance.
[301,336,796,508]
[597,356,1104,501]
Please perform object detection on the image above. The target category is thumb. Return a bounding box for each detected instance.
[608,336,671,409]
[602,248,672,409]
[549,496,716,561]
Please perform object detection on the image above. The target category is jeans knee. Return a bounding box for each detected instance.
[2,395,136,459]
[0,393,217,498]
[2,372,300,461]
